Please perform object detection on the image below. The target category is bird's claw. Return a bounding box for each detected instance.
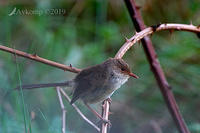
[97,119,112,127]
[107,98,112,104]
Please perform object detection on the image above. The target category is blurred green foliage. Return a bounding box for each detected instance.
[0,0,200,133]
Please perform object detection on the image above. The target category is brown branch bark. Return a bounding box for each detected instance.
[122,0,193,133]
[0,45,81,73]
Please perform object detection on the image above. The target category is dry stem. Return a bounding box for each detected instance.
[59,88,100,132]
[101,100,110,133]
[56,87,67,133]
[121,0,196,132]
[0,45,81,73]
[115,23,200,58]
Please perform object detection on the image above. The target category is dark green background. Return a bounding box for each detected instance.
[0,0,200,133]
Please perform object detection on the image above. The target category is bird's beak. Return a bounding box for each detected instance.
[128,72,139,79]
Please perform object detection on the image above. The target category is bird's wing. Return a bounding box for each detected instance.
[70,64,108,104]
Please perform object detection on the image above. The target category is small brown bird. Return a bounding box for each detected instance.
[70,58,138,104]
[16,58,138,121]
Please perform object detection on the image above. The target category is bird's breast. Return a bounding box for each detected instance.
[108,72,129,90]
[81,71,129,104]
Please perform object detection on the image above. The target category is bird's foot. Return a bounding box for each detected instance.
[97,119,112,127]
[107,98,112,104]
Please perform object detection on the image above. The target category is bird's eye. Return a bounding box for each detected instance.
[121,68,125,71]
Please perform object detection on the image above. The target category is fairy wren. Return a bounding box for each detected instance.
[16,58,138,104]
[70,58,138,104]
[15,58,138,122]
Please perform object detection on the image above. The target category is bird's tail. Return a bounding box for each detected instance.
[14,80,74,90]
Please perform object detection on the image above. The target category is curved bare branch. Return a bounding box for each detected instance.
[115,23,200,58]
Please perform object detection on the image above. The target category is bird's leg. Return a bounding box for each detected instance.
[84,103,103,119]
[104,98,113,115]
[84,103,110,125]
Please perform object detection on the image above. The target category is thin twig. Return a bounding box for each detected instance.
[122,0,193,133]
[115,23,200,58]
[56,87,67,133]
[0,45,81,73]
[101,100,110,133]
[59,88,100,132]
